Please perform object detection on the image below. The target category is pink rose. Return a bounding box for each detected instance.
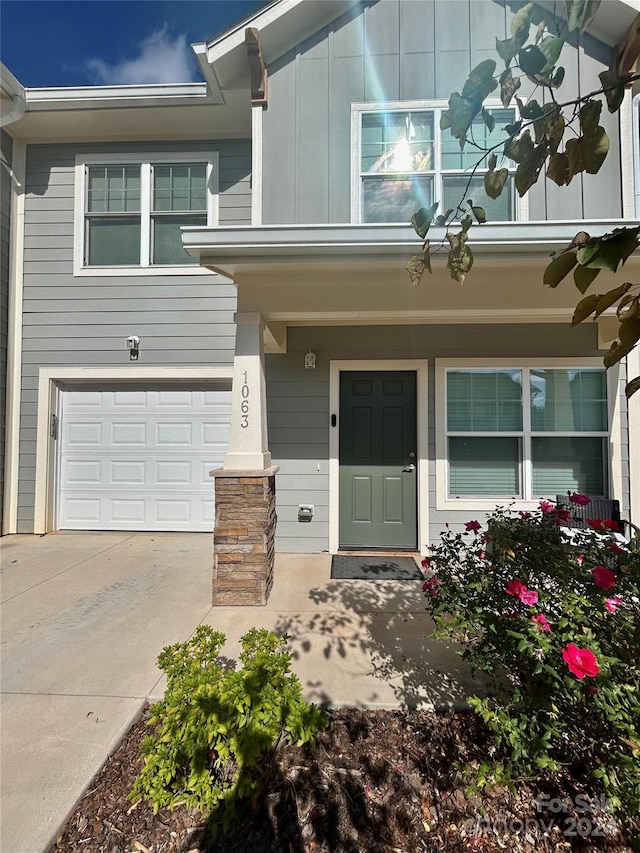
[592,565,616,590]
[588,518,620,532]
[569,493,591,506]
[421,556,431,571]
[554,508,572,523]
[605,597,622,613]
[576,555,584,566]
[562,644,600,679]
[422,575,442,597]
[519,511,531,519]
[465,520,481,532]
[608,542,626,555]
[531,613,551,632]
[506,579,526,598]
[520,588,539,606]
[539,500,555,514]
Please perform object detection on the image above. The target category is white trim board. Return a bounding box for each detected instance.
[33,367,233,534]
[329,359,429,556]
[434,357,622,513]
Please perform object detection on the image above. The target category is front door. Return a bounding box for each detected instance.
[339,371,417,549]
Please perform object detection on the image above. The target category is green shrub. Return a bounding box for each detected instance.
[422,500,640,817]
[130,625,327,826]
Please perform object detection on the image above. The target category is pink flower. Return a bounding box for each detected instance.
[531,613,551,632]
[519,511,532,519]
[569,493,591,506]
[506,579,526,598]
[465,520,481,532]
[539,500,555,514]
[587,685,599,696]
[520,588,539,606]
[588,518,620,532]
[576,555,584,566]
[605,597,622,613]
[608,542,626,555]
[478,551,486,560]
[422,576,442,597]
[562,644,600,679]
[592,565,616,590]
[554,508,572,523]
[506,579,539,605]
[421,556,431,571]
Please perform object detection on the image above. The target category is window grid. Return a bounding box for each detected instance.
[358,106,516,224]
[82,158,212,268]
[445,367,609,500]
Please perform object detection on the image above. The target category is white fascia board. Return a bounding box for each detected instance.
[0,63,26,100]
[191,43,224,103]
[183,219,640,264]
[24,82,211,111]
[206,0,300,62]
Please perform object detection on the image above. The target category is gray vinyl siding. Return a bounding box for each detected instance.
[0,130,12,531]
[262,0,622,224]
[17,140,250,532]
[266,324,629,553]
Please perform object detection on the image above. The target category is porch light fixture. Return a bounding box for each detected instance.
[304,350,316,370]
[126,334,140,361]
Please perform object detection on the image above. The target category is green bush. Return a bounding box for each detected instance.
[422,499,640,817]
[130,626,327,825]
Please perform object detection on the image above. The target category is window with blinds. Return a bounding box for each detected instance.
[445,367,609,499]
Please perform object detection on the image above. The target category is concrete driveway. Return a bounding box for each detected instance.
[1,533,478,853]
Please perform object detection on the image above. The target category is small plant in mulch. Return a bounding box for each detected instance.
[422,496,640,836]
[129,625,327,831]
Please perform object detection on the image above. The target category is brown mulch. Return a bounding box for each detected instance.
[52,708,639,853]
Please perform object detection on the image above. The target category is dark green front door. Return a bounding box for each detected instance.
[339,371,417,549]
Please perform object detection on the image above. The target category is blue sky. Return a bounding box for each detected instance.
[1,1,267,87]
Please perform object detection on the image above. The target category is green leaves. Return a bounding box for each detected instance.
[410,202,439,239]
[446,215,474,284]
[441,60,498,147]
[565,0,602,33]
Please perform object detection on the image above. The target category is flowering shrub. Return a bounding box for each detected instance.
[422,499,640,817]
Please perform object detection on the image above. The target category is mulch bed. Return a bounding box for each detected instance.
[52,708,638,853]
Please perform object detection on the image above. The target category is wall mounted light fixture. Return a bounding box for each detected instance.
[304,350,316,370]
[126,335,140,361]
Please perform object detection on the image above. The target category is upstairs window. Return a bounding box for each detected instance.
[353,102,517,224]
[75,153,217,272]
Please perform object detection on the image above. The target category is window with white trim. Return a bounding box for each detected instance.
[76,153,218,270]
[353,103,517,224]
[443,366,609,500]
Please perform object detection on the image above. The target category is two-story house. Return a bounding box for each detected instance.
[2,0,639,605]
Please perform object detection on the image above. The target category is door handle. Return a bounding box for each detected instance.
[402,464,416,473]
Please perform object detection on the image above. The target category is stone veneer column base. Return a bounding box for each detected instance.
[210,466,279,606]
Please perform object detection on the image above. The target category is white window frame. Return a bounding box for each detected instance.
[73,151,219,277]
[435,357,613,511]
[350,100,528,225]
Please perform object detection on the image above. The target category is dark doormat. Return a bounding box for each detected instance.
[331,554,422,580]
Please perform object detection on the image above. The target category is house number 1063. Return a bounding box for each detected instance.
[240,371,250,428]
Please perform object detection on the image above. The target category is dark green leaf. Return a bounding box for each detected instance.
[599,69,629,113]
[625,376,640,400]
[481,108,495,133]
[544,251,577,287]
[518,99,544,120]
[462,59,498,102]
[514,142,549,195]
[572,293,600,325]
[577,227,640,272]
[538,36,565,75]
[471,205,487,224]
[604,325,640,367]
[484,167,509,199]
[411,202,440,239]
[565,0,602,33]
[518,45,547,76]
[499,67,520,107]
[573,263,601,292]
[594,283,634,318]
[579,100,602,133]
[551,66,565,87]
[547,152,570,186]
[434,208,454,227]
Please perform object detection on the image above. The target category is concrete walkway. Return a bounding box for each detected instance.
[1,533,478,853]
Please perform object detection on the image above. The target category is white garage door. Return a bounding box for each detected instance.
[57,387,231,532]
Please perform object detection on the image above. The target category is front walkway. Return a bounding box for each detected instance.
[1,534,477,853]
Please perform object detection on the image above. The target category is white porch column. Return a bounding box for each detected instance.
[224,312,272,470]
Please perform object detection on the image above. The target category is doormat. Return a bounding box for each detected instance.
[331,554,422,580]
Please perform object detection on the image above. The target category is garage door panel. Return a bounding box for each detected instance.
[58,388,231,532]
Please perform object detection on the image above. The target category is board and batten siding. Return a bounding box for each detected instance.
[0,130,13,530]
[262,0,622,225]
[17,139,251,532]
[266,324,628,552]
